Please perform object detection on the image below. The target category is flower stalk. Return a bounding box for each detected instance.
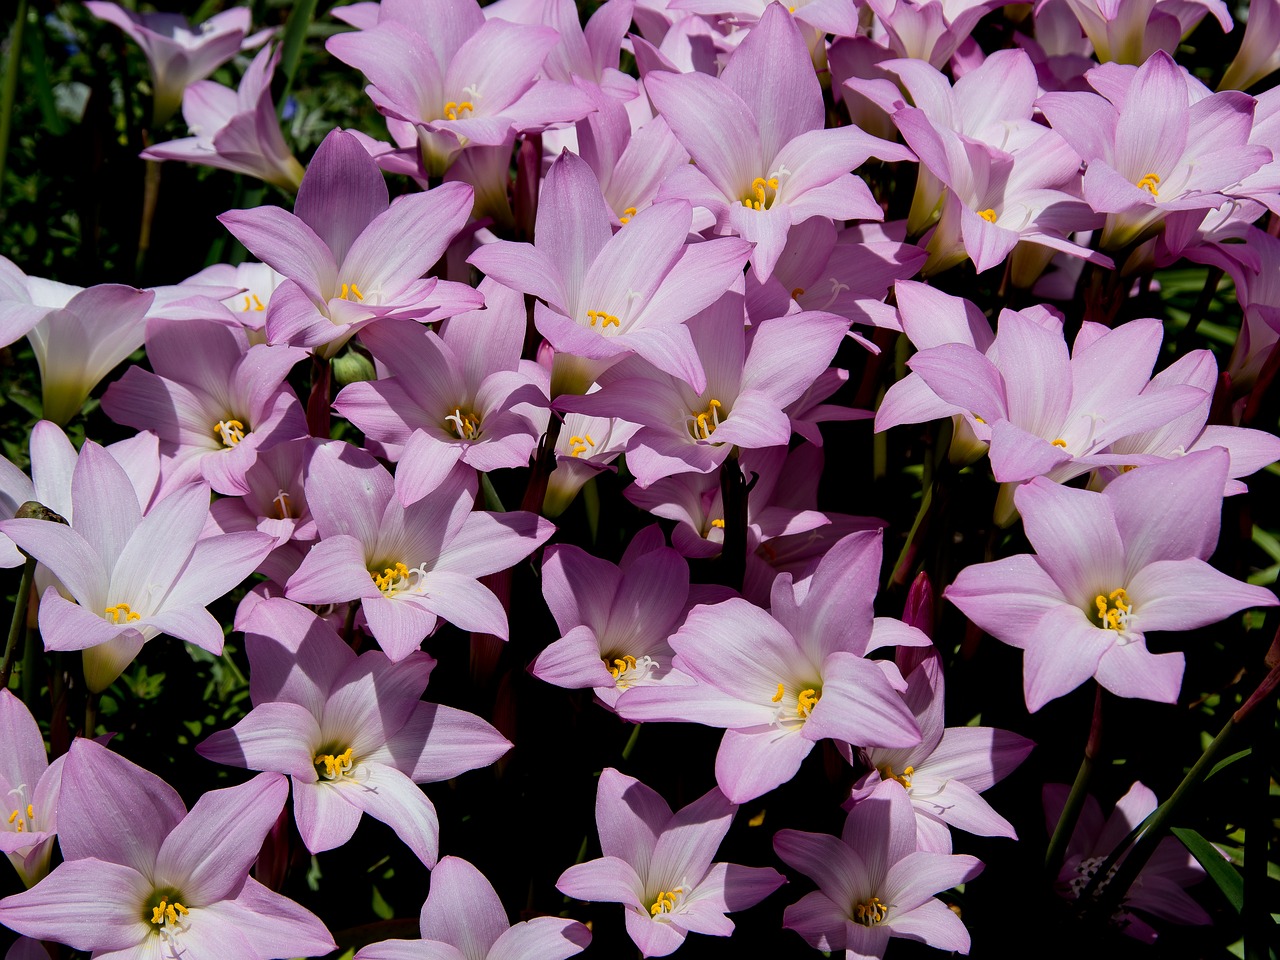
[1045,684,1103,876]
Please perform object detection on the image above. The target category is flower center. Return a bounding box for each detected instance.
[603,653,658,689]
[1136,173,1160,196]
[214,419,246,448]
[586,309,621,328]
[338,283,365,301]
[741,176,779,211]
[650,887,684,917]
[6,803,34,834]
[144,889,191,949]
[569,433,596,457]
[273,490,293,520]
[371,562,418,597]
[879,763,914,790]
[853,895,888,926]
[444,407,482,441]
[1094,588,1133,633]
[771,682,820,719]
[686,398,724,441]
[240,293,265,312]
[314,746,355,781]
[104,602,142,624]
[619,206,638,225]
[977,208,998,223]
[444,100,474,120]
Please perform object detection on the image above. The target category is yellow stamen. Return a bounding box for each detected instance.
[314,747,355,780]
[771,682,785,703]
[214,418,246,447]
[241,293,265,312]
[1094,587,1132,632]
[608,655,638,679]
[853,895,888,926]
[710,518,725,528]
[150,898,188,927]
[26,804,33,819]
[619,206,638,224]
[650,888,683,916]
[444,408,482,441]
[797,688,819,717]
[105,603,142,624]
[1136,172,1160,196]
[977,208,998,223]
[443,100,474,121]
[687,398,724,441]
[740,175,780,211]
[880,764,915,789]
[973,414,986,424]
[790,287,806,299]
[339,283,365,301]
[371,562,413,596]
[586,309,621,328]
[6,810,16,824]
[1051,438,1068,448]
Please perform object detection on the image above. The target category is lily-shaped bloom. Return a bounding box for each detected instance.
[184,261,286,337]
[559,290,850,486]
[775,779,983,960]
[850,651,1034,854]
[142,44,305,192]
[326,0,594,176]
[1221,0,1280,91]
[1045,780,1211,943]
[946,449,1278,711]
[0,740,335,959]
[199,599,511,867]
[84,3,269,124]
[357,856,591,960]
[0,442,273,691]
[471,150,752,396]
[543,407,639,517]
[648,3,915,281]
[0,692,64,889]
[1037,51,1270,249]
[285,442,554,661]
[207,438,318,548]
[557,768,784,957]
[618,531,923,802]
[1058,0,1231,65]
[531,526,695,708]
[334,280,546,504]
[102,317,308,497]
[864,0,1005,68]
[219,128,482,357]
[905,312,1207,490]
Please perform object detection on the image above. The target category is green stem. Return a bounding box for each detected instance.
[0,0,26,209]
[1174,266,1224,356]
[1045,684,1103,876]
[0,555,35,691]
[1243,714,1268,960]
[621,724,642,762]
[84,688,99,738]
[275,0,319,115]
[135,157,162,280]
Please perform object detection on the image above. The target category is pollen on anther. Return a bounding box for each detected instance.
[977,208,998,223]
[1136,173,1161,196]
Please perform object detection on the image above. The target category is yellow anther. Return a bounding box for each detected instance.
[586,309,621,328]
[880,764,915,789]
[797,688,820,717]
[241,293,265,312]
[853,895,888,926]
[619,206,638,224]
[1136,172,1160,196]
[650,888,683,916]
[339,283,365,302]
[25,804,33,820]
[445,408,482,441]
[151,902,166,924]
[372,562,412,596]
[1051,438,1068,448]
[444,100,474,121]
[105,603,142,624]
[791,287,806,299]
[771,682,785,703]
[977,208,998,223]
[608,655,638,678]
[688,398,724,440]
[710,518,725,528]
[214,419,246,447]
[314,747,355,780]
[1094,587,1132,632]
[150,898,187,927]
[973,414,986,424]
[741,176,780,210]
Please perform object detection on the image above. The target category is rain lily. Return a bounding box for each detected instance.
[557,768,784,957]
[0,740,334,958]
[198,598,511,867]
[0,691,64,888]
[85,2,269,124]
[530,526,694,708]
[648,3,914,280]
[0,442,273,691]
[864,0,1004,68]
[1045,780,1212,942]
[945,449,1278,711]
[774,778,983,959]
[142,44,305,192]
[1057,0,1231,65]
[285,441,554,660]
[617,530,923,802]
[543,407,639,517]
[1220,0,1280,92]
[850,651,1034,853]
[357,856,590,960]
[471,150,751,396]
[219,128,482,356]
[102,317,308,497]
[206,437,318,548]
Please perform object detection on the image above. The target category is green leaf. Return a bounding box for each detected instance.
[370,885,394,920]
[1207,748,1252,781]
[1171,827,1243,912]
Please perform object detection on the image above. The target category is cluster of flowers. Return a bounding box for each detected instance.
[0,0,1278,956]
